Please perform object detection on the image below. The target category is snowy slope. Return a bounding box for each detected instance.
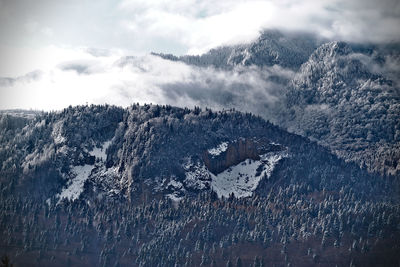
[57,164,93,202]
[211,151,287,198]
[208,142,228,156]
[90,140,111,161]
[56,140,112,203]
[181,150,287,199]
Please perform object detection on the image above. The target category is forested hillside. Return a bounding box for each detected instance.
[1,104,399,266]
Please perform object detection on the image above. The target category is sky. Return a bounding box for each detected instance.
[0,0,399,111]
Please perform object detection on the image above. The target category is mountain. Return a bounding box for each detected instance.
[286,41,400,176]
[153,30,400,177]
[1,104,399,266]
[153,29,322,71]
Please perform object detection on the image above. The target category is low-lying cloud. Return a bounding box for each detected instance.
[0,48,291,121]
[0,70,43,87]
[58,60,103,75]
[0,40,398,125]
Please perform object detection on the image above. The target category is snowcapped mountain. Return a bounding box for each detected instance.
[153,29,322,71]
[154,30,400,177]
[286,41,400,175]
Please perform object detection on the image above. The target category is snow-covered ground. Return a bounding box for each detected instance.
[89,140,111,161]
[211,151,287,198]
[56,140,112,203]
[182,149,287,199]
[57,164,93,202]
[208,142,228,156]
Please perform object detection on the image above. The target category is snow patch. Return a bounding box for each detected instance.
[181,150,287,199]
[208,142,228,156]
[90,140,112,161]
[241,48,251,65]
[211,151,287,198]
[35,119,46,128]
[166,193,183,202]
[167,179,183,189]
[52,121,66,144]
[57,164,94,202]
[56,140,114,203]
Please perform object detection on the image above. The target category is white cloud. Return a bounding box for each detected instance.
[0,0,399,112]
[118,0,400,54]
[0,46,290,115]
[1,0,399,58]
[41,27,54,37]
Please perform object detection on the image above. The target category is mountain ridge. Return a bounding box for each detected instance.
[1,104,399,266]
[152,30,400,177]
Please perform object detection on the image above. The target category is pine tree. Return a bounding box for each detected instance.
[1,255,13,267]
[236,257,243,267]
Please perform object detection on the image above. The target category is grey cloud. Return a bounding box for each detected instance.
[86,48,112,58]
[154,66,291,122]
[0,77,15,87]
[0,70,43,87]
[58,61,101,75]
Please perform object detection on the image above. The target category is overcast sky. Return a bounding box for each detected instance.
[0,0,399,110]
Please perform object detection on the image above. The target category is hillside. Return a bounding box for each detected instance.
[286,41,400,176]
[1,104,399,266]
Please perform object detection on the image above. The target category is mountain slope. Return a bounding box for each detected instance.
[286,41,400,175]
[1,104,399,266]
[153,30,400,176]
[153,29,322,71]
[1,104,394,203]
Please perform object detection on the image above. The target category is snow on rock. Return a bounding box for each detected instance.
[90,140,112,161]
[164,177,185,202]
[208,142,228,156]
[57,164,94,202]
[52,121,66,144]
[166,193,183,202]
[182,149,287,199]
[167,179,183,189]
[183,159,211,190]
[35,119,46,128]
[211,151,287,198]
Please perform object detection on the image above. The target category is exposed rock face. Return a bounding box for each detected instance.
[203,138,284,174]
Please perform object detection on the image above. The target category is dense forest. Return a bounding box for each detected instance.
[1,104,399,266]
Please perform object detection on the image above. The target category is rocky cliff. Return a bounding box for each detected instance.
[203,138,284,174]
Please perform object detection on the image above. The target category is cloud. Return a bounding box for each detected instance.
[0,47,292,121]
[0,0,399,61]
[58,60,103,75]
[119,0,400,54]
[86,48,112,57]
[0,70,43,87]
[158,64,293,117]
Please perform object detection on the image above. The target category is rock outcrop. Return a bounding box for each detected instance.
[203,138,284,174]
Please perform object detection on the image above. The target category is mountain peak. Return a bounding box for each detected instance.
[310,41,352,60]
[154,29,322,70]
